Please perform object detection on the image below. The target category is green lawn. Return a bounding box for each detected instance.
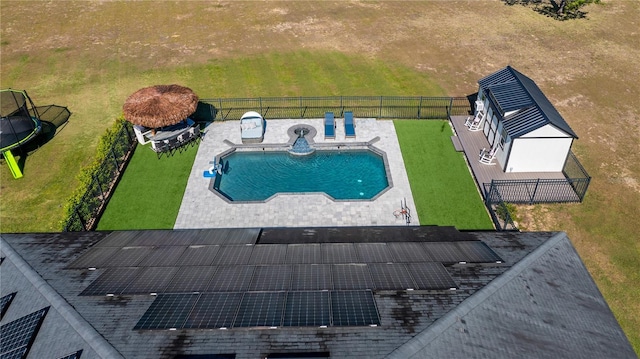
[96,143,198,230]
[394,120,494,230]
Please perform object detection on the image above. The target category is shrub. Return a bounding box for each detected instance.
[496,202,517,222]
[60,115,135,230]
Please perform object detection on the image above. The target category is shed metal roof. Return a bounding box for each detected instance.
[478,66,578,139]
[487,82,534,114]
[503,106,550,138]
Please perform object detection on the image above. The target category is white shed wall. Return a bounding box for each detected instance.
[497,137,512,170]
[521,124,570,138]
[506,137,573,172]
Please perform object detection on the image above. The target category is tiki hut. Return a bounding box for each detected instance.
[123,84,199,129]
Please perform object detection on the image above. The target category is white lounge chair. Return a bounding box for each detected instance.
[479,146,498,165]
[240,111,265,143]
[465,111,485,132]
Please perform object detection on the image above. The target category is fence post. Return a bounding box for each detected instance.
[75,207,87,231]
[260,97,263,115]
[449,97,453,118]
[379,96,383,118]
[123,123,133,141]
[418,97,423,119]
[531,178,540,204]
[111,148,120,168]
[93,174,105,200]
[486,180,495,205]
[580,178,589,202]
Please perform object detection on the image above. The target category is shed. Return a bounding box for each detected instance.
[475,66,578,172]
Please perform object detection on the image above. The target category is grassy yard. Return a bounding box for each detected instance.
[96,143,199,230]
[0,51,445,232]
[395,120,494,230]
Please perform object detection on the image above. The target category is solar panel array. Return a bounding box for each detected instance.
[70,241,502,269]
[68,228,261,269]
[1,292,16,319]
[93,228,260,248]
[0,307,49,359]
[135,291,379,330]
[79,261,457,296]
[75,240,506,295]
[72,231,504,330]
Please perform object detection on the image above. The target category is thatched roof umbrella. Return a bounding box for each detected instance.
[123,84,199,129]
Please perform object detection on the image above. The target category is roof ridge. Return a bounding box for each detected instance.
[0,237,125,359]
[385,232,569,359]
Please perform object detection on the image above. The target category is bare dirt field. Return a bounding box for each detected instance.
[1,0,638,351]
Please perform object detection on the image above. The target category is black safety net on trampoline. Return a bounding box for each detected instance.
[1,89,41,152]
[0,116,40,151]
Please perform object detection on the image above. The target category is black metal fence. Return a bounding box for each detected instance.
[562,150,591,201]
[63,122,137,231]
[483,151,591,205]
[482,150,591,230]
[485,190,518,231]
[199,96,471,121]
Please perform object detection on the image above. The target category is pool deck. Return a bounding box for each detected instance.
[174,118,419,229]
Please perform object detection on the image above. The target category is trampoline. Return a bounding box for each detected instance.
[1,89,42,178]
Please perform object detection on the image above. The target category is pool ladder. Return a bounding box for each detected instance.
[393,198,412,225]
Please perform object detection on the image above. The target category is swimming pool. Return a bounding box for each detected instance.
[212,149,390,202]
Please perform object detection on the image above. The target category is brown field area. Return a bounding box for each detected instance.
[1,0,638,352]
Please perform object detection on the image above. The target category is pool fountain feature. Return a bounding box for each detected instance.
[289,127,315,155]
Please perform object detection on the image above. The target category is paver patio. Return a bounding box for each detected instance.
[174,118,418,229]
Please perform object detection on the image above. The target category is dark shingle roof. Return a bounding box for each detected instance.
[478,66,578,139]
[1,228,633,359]
[387,233,636,358]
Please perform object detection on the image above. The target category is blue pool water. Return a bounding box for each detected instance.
[214,150,389,201]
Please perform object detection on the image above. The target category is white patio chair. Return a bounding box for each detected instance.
[479,146,498,165]
[133,125,153,144]
[465,111,485,131]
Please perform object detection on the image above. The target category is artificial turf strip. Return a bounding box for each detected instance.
[96,143,198,230]
[394,120,494,230]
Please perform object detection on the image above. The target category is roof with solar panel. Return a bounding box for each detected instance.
[1,227,634,359]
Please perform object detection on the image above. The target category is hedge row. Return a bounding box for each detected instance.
[60,115,136,231]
